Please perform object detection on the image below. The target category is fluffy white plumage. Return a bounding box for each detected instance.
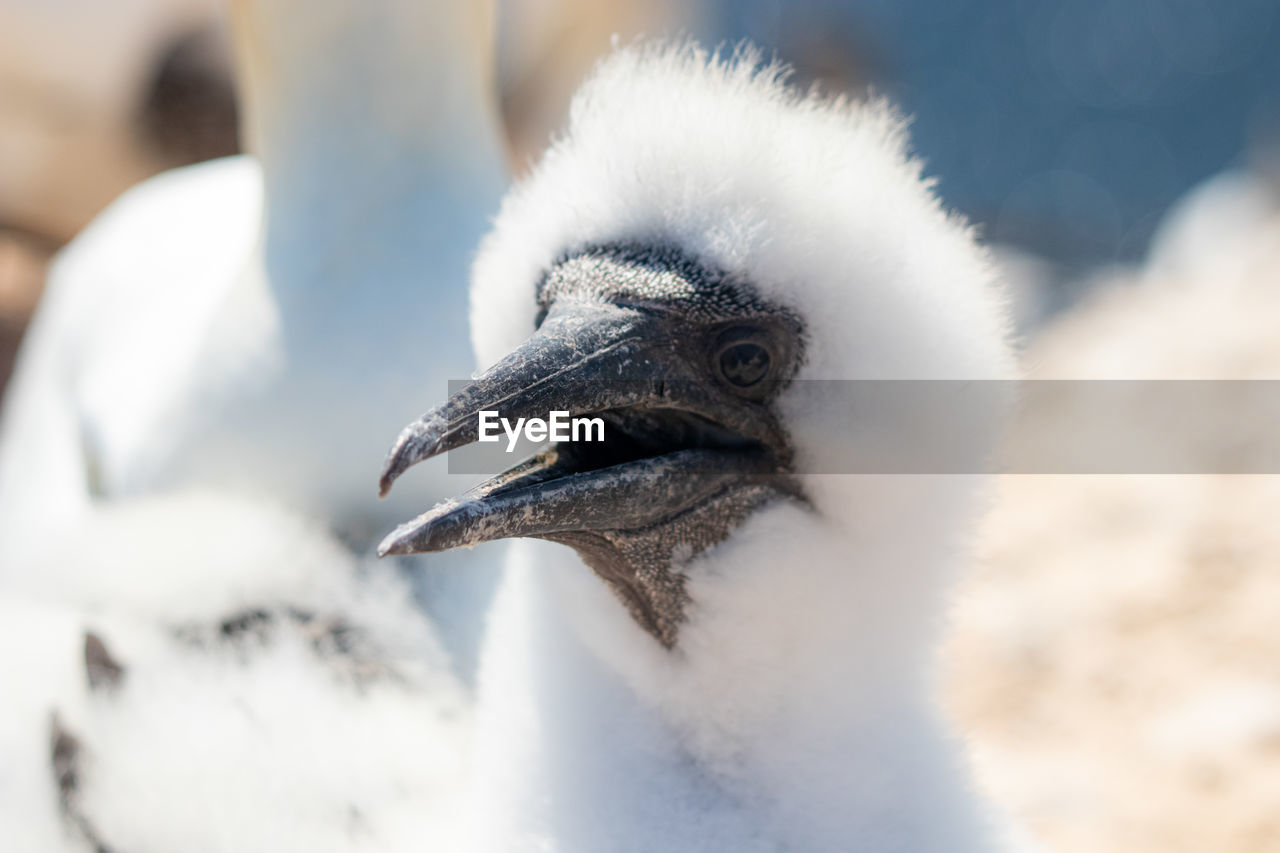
[0,2,506,848]
[0,157,261,560]
[0,492,469,852]
[464,43,1021,851]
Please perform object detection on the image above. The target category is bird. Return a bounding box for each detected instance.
[0,0,508,566]
[0,489,472,852]
[377,41,1025,851]
[0,3,509,842]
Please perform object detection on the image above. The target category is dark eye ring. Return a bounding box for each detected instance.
[715,331,773,390]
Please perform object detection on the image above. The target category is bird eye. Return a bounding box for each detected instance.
[715,333,773,390]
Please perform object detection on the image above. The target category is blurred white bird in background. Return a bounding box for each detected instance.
[0,1,509,848]
[0,0,508,561]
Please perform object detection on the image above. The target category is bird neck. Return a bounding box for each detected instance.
[473,484,1001,849]
[229,0,506,263]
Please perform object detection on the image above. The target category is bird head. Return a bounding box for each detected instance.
[378,42,1014,652]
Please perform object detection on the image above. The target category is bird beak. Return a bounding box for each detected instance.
[375,299,792,558]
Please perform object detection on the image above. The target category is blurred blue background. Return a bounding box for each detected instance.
[697,0,1280,268]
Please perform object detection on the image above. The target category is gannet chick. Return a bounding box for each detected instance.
[0,491,469,852]
[379,42,1022,852]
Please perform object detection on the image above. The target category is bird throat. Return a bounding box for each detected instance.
[546,482,782,648]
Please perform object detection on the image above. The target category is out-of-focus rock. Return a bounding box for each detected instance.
[136,24,240,171]
[0,230,51,390]
[947,175,1280,853]
[0,0,238,244]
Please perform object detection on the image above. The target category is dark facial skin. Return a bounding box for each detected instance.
[378,244,807,647]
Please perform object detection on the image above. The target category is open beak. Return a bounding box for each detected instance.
[375,299,794,559]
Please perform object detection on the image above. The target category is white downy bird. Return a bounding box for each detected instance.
[379,42,1025,852]
[0,0,508,564]
[0,491,471,852]
[0,3,505,849]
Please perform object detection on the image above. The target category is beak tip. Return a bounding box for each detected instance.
[377,438,418,499]
[379,422,450,498]
[375,533,407,558]
[377,499,470,559]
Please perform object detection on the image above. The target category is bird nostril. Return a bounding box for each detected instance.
[718,342,771,387]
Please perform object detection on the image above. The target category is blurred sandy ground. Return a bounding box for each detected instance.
[946,177,1280,853]
[3,2,1280,850]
